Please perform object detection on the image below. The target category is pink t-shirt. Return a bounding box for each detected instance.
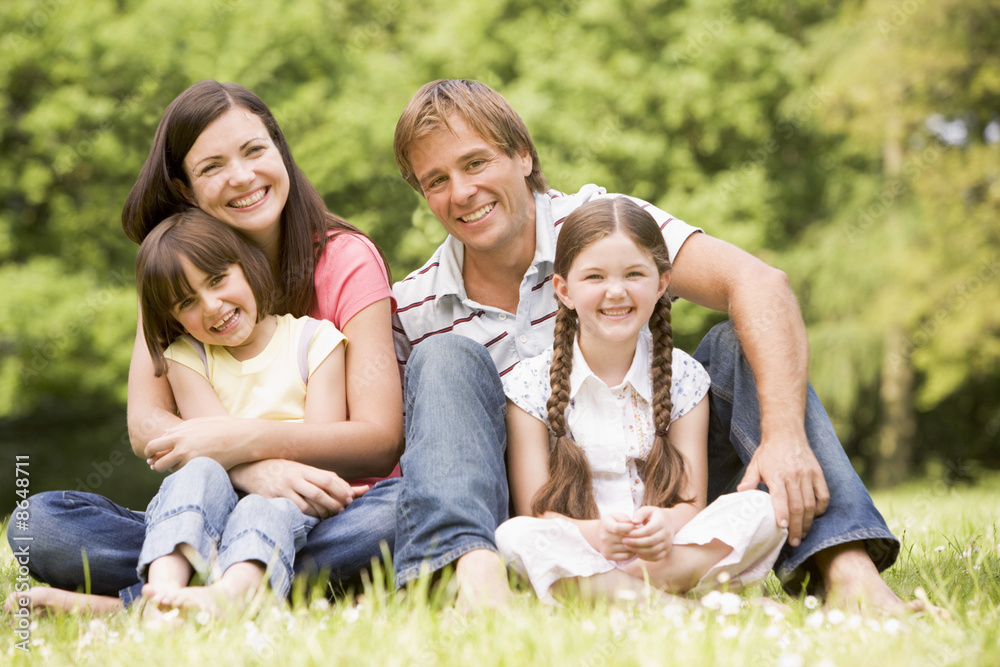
[308,231,395,327]
[308,230,401,486]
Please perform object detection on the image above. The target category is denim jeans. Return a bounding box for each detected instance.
[12,469,400,606]
[136,457,318,599]
[392,324,899,593]
[393,334,510,588]
[693,321,899,593]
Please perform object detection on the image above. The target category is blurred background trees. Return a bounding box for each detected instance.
[1,0,997,508]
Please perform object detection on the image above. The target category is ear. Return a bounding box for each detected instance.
[172,177,197,206]
[519,150,532,178]
[553,273,574,310]
[657,272,670,300]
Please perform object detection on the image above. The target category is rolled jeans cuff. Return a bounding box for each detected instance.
[137,507,224,583]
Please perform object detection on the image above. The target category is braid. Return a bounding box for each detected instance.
[545,304,576,439]
[641,295,692,508]
[531,305,599,520]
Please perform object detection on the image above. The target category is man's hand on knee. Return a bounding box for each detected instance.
[737,437,830,547]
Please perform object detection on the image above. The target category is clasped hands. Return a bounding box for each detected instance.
[598,506,676,562]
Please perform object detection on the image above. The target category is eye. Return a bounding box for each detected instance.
[627,271,646,278]
[424,175,446,191]
[585,273,603,281]
[246,144,266,157]
[200,163,221,176]
[175,296,196,312]
[209,272,227,287]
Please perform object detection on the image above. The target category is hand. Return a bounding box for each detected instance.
[144,416,246,472]
[622,506,674,561]
[228,459,367,519]
[598,513,637,561]
[737,436,830,547]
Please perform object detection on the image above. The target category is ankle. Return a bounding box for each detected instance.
[814,542,879,592]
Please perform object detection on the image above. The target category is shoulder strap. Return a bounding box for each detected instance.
[298,318,322,385]
[181,335,209,376]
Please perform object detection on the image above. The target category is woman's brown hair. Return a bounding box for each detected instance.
[122,79,388,316]
[531,197,691,519]
[136,209,273,377]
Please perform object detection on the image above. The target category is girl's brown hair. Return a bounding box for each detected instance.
[531,197,691,519]
[122,79,389,316]
[136,209,273,377]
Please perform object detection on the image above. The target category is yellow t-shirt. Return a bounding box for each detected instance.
[163,314,345,422]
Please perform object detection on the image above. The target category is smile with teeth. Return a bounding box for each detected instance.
[211,309,239,332]
[229,187,268,209]
[460,203,494,223]
[600,307,633,317]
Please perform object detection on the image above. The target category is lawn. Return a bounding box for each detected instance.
[3,472,998,666]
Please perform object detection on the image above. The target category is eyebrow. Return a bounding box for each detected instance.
[189,137,269,171]
[576,263,652,273]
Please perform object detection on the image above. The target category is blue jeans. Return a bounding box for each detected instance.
[694,321,899,593]
[392,325,898,594]
[393,334,509,588]
[12,470,400,606]
[137,457,318,599]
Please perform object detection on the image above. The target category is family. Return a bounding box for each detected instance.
[6,78,921,616]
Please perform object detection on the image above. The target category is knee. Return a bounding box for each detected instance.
[495,516,568,555]
[9,491,67,544]
[167,457,227,486]
[696,321,740,359]
[406,334,493,385]
[8,492,80,577]
[235,493,288,513]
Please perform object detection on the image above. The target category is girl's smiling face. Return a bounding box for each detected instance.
[180,107,289,256]
[554,230,669,353]
[171,258,267,357]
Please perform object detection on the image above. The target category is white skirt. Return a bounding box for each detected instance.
[495,490,787,605]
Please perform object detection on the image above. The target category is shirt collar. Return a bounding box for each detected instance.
[568,330,654,402]
[435,235,467,299]
[432,191,557,300]
[533,190,557,267]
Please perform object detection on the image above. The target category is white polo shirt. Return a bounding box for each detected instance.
[392,184,701,376]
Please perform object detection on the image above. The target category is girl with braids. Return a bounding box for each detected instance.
[495,197,787,604]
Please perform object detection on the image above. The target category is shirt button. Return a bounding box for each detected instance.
[498,313,507,320]
[519,335,527,343]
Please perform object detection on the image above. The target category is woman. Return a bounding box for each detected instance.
[6,80,404,615]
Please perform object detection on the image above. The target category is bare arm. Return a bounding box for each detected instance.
[165,361,228,420]
[145,299,404,479]
[669,232,829,545]
[126,316,181,458]
[505,401,553,518]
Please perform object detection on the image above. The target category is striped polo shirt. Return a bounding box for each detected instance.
[392,184,701,377]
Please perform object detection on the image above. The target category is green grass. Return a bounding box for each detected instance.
[3,473,998,666]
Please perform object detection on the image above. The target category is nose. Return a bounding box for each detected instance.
[227,159,254,186]
[606,280,626,298]
[201,290,224,316]
[450,172,477,205]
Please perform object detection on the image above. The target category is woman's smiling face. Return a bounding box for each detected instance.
[181,107,289,255]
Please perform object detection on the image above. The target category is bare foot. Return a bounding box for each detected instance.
[454,549,512,613]
[4,587,123,617]
[554,570,691,609]
[816,542,939,616]
[143,562,264,619]
[148,581,250,617]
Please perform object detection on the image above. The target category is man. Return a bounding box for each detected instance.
[391,79,914,613]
